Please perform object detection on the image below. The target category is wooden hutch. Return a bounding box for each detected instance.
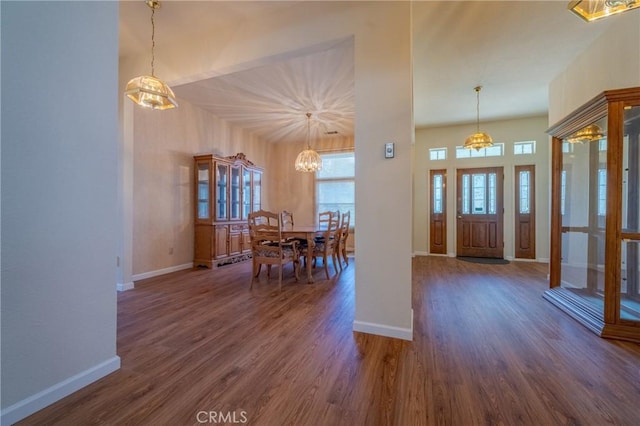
[545,87,640,343]
[193,153,262,267]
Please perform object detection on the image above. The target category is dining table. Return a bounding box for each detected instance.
[281,225,325,283]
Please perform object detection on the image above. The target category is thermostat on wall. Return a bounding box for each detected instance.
[385,142,395,158]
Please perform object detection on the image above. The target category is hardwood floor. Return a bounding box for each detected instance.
[18,256,640,425]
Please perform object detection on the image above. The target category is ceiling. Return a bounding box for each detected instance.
[119,1,617,143]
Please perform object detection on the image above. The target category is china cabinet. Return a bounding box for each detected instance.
[194,153,262,267]
[546,87,640,343]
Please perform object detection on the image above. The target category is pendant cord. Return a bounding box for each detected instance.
[306,113,312,149]
[150,6,156,76]
[476,87,480,132]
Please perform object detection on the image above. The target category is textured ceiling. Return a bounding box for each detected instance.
[119,1,617,143]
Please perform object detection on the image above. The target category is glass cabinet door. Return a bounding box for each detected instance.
[216,163,229,220]
[196,161,211,220]
[230,166,241,220]
[620,104,640,324]
[242,168,251,220]
[252,171,262,213]
[559,116,608,318]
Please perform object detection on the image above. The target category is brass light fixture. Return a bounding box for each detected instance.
[566,124,605,143]
[569,0,640,22]
[125,0,178,110]
[464,86,493,151]
[294,113,322,172]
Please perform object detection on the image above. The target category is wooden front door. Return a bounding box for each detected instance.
[456,167,504,258]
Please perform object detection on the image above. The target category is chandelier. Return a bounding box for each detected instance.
[569,0,640,22]
[464,86,493,151]
[294,113,322,172]
[125,0,178,110]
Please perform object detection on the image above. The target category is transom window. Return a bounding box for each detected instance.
[514,141,536,155]
[429,147,447,161]
[456,143,504,158]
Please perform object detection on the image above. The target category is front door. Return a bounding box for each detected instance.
[456,167,504,258]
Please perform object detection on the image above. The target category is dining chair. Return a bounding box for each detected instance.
[337,210,351,269]
[248,209,299,292]
[301,212,340,280]
[281,210,294,230]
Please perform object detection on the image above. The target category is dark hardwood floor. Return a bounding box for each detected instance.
[18,256,640,425]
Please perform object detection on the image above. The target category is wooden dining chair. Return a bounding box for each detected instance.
[281,210,294,230]
[248,209,299,292]
[301,212,339,280]
[337,210,351,269]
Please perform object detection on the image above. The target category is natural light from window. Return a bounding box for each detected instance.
[316,151,355,226]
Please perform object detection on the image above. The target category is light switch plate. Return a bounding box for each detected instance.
[385,142,395,158]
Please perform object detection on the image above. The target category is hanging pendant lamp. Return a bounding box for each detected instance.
[464,86,493,151]
[125,0,178,110]
[295,113,323,172]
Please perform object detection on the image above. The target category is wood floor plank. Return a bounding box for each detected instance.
[16,256,640,425]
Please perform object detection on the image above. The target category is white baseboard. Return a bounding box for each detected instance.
[132,263,193,282]
[116,281,134,292]
[1,356,120,426]
[413,251,429,257]
[353,309,413,341]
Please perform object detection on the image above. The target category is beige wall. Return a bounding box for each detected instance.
[549,12,640,124]
[132,99,270,275]
[268,136,354,223]
[414,115,551,261]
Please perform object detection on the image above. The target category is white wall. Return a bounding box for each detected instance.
[1,2,120,424]
[549,11,640,124]
[120,1,414,340]
[414,116,550,261]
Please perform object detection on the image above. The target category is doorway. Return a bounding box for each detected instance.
[456,167,504,258]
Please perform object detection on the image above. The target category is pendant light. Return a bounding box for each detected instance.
[295,113,323,172]
[464,86,493,151]
[125,0,178,110]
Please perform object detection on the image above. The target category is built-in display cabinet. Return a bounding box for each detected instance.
[546,87,640,343]
[194,153,262,267]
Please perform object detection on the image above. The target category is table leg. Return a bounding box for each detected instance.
[306,234,315,283]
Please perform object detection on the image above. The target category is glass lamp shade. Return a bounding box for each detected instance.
[569,0,639,22]
[125,75,178,110]
[294,148,323,172]
[566,124,605,143]
[464,131,494,151]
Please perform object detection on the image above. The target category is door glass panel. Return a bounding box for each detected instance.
[230,167,240,220]
[252,171,261,213]
[433,174,443,214]
[621,239,640,322]
[242,169,251,220]
[462,174,470,214]
[216,164,228,220]
[472,173,486,214]
[519,170,530,214]
[197,163,210,219]
[488,173,497,214]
